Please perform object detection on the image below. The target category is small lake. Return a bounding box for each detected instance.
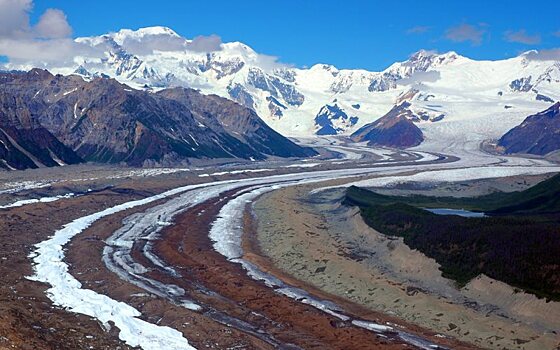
[423,208,486,218]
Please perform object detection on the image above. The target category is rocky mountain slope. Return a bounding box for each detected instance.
[498,102,560,155]
[5,26,558,146]
[350,102,424,148]
[0,71,83,169]
[0,69,315,169]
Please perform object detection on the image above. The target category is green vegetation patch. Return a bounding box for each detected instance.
[343,173,560,301]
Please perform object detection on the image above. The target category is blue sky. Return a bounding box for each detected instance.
[25,0,560,70]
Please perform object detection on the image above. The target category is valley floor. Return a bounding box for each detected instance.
[252,174,560,350]
[0,137,558,350]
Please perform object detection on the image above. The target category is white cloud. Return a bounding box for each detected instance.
[0,0,32,38]
[524,48,560,61]
[35,8,72,39]
[406,26,430,35]
[187,34,222,52]
[0,0,84,67]
[398,70,441,85]
[0,1,288,72]
[504,30,541,45]
[120,35,187,55]
[254,53,292,71]
[0,38,98,66]
[445,23,486,46]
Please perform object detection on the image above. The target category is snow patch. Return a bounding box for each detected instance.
[27,184,209,349]
[0,193,75,209]
[198,169,274,177]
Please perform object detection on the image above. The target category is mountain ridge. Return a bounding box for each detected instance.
[498,102,560,155]
[0,68,315,169]
[350,102,424,148]
[3,26,560,151]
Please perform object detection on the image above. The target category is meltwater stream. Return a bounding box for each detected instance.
[424,208,486,217]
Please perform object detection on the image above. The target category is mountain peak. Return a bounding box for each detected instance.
[26,68,54,81]
[309,63,339,72]
[408,50,462,65]
[543,101,560,113]
[410,49,438,58]
[124,26,179,37]
[110,26,180,44]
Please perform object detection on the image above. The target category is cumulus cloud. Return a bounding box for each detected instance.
[0,38,100,66]
[187,34,222,52]
[0,0,89,67]
[0,0,32,38]
[398,70,441,85]
[0,1,290,72]
[120,35,188,55]
[406,26,430,34]
[116,32,222,55]
[35,8,72,39]
[523,48,560,61]
[445,23,486,45]
[255,53,292,71]
[504,29,541,45]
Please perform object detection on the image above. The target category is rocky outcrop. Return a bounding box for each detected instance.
[536,93,554,103]
[247,67,304,107]
[350,103,424,148]
[227,83,255,110]
[314,104,358,135]
[266,96,286,119]
[368,50,458,92]
[509,77,533,92]
[0,69,315,169]
[498,102,560,155]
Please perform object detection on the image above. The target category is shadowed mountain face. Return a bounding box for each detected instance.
[157,88,315,159]
[0,69,316,168]
[350,102,424,148]
[0,70,83,169]
[498,102,560,155]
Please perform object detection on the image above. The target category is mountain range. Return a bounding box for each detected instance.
[7,26,557,144]
[2,26,560,169]
[0,69,314,169]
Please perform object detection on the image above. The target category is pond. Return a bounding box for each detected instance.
[423,208,486,218]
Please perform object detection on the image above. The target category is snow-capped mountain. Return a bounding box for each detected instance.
[9,26,559,144]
